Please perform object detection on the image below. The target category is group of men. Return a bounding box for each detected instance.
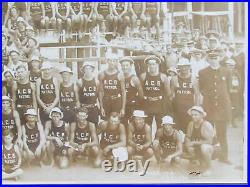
[2,2,245,181]
[3,2,168,38]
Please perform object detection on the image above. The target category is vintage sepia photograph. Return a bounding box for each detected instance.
[2,2,248,184]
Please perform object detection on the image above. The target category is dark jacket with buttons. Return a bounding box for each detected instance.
[198,66,232,121]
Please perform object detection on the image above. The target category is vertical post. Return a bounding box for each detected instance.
[201,2,205,34]
[238,3,243,34]
[228,2,234,40]
[187,2,192,30]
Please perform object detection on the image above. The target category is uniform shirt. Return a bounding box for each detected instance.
[97,2,109,17]
[131,3,143,17]
[79,78,98,105]
[16,82,33,107]
[74,122,91,145]
[44,3,53,17]
[60,83,76,109]
[82,3,92,16]
[71,2,81,14]
[115,3,125,15]
[3,145,18,171]
[199,66,232,121]
[40,77,56,105]
[102,72,121,97]
[145,3,158,15]
[125,75,137,104]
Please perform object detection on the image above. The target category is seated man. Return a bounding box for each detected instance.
[127,110,155,162]
[2,130,23,180]
[99,112,126,160]
[69,107,101,167]
[22,108,46,166]
[44,107,70,169]
[184,106,215,176]
[153,116,183,168]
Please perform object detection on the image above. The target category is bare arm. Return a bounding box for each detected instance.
[14,145,22,168]
[167,131,183,159]
[13,111,22,142]
[118,73,126,112]
[22,125,30,151]
[31,82,37,110]
[142,124,152,150]
[170,76,177,100]
[41,3,45,17]
[49,78,60,108]
[69,122,77,147]
[37,122,46,148]
[86,123,99,147]
[74,82,80,108]
[127,123,137,148]
[132,76,144,100]
[12,82,17,110]
[98,72,104,111]
[162,73,171,98]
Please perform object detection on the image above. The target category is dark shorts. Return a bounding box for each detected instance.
[27,143,40,153]
[103,96,122,119]
[62,108,76,123]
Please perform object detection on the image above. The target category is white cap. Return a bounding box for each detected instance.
[41,62,53,70]
[60,66,73,74]
[187,106,207,117]
[26,25,34,31]
[2,96,12,102]
[24,108,37,116]
[49,107,64,119]
[81,62,95,71]
[17,17,25,23]
[161,116,175,125]
[132,110,148,118]
[177,58,190,66]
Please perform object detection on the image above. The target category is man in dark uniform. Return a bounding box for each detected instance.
[95,2,113,33]
[76,62,100,127]
[42,2,56,34]
[59,67,77,126]
[98,112,126,160]
[69,107,101,167]
[128,2,144,33]
[55,2,71,37]
[12,64,37,126]
[140,55,170,128]
[36,62,59,126]
[29,56,41,83]
[119,57,144,127]
[112,2,129,36]
[143,2,161,39]
[170,58,199,132]
[27,2,45,32]
[198,49,232,164]
[2,96,22,148]
[99,54,126,119]
[153,116,183,166]
[127,110,155,162]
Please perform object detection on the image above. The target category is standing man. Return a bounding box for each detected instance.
[36,62,59,126]
[170,58,200,132]
[59,66,77,126]
[76,62,100,126]
[140,55,170,128]
[198,49,232,164]
[12,64,37,125]
[99,54,126,119]
[119,57,144,126]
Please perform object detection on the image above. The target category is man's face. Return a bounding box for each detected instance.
[2,100,11,111]
[4,72,13,83]
[134,117,144,129]
[107,59,117,69]
[121,61,131,74]
[207,56,220,68]
[31,61,40,70]
[10,8,18,17]
[148,60,158,73]
[26,115,37,123]
[3,134,13,145]
[163,124,173,133]
[42,68,52,77]
[51,112,62,123]
[109,115,120,126]
[61,72,71,83]
[10,52,19,63]
[190,110,203,122]
[77,112,88,122]
[178,65,190,74]
[84,66,94,76]
[16,67,27,80]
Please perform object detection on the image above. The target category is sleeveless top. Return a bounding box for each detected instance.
[40,77,56,105]
[2,110,17,137]
[60,83,76,109]
[71,2,81,15]
[116,3,125,15]
[132,3,143,17]
[79,78,98,105]
[125,75,137,103]
[100,125,120,147]
[44,2,53,17]
[74,122,91,144]
[57,2,68,16]
[16,82,33,107]
[145,3,158,15]
[103,71,121,97]
[3,145,18,170]
[82,3,92,16]
[50,121,67,143]
[30,2,42,19]
[132,124,147,145]
[24,123,40,148]
[143,72,164,98]
[97,2,109,17]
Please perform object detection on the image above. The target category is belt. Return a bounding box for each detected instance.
[81,103,97,108]
[144,96,163,102]
[105,94,121,100]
